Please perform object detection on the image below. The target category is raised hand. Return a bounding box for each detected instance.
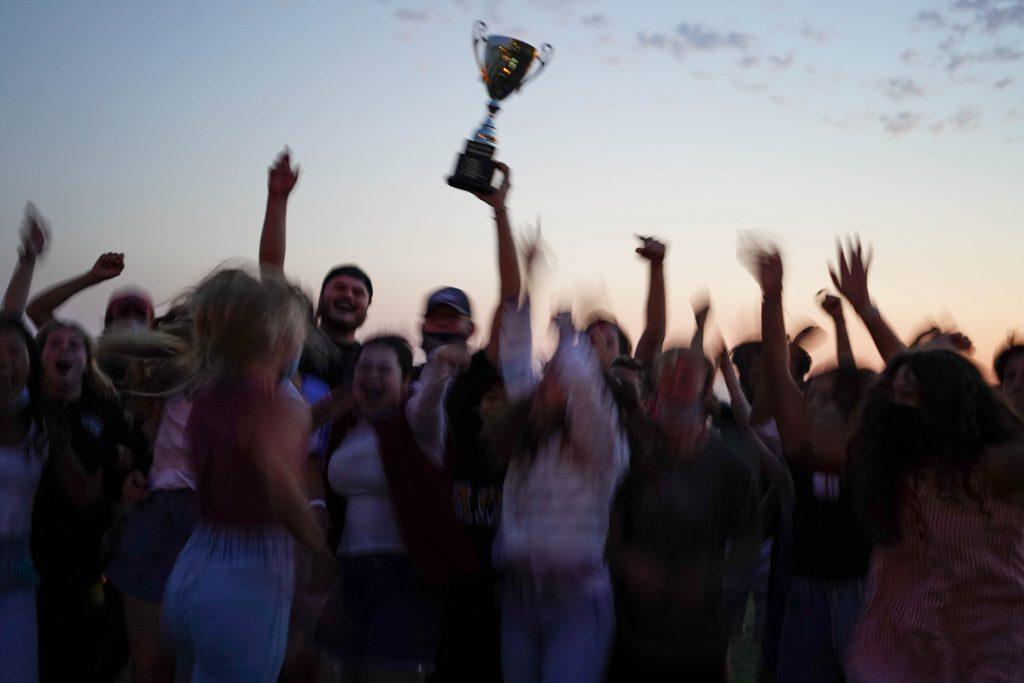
[635,234,667,265]
[267,148,300,199]
[434,342,472,373]
[817,289,844,319]
[474,161,511,209]
[18,202,50,264]
[519,219,548,283]
[90,253,125,281]
[740,240,783,297]
[829,236,873,312]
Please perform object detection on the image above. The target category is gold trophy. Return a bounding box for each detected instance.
[448,21,553,194]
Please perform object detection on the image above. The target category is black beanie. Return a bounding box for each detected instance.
[321,265,373,301]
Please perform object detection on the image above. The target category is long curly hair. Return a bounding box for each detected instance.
[849,349,1021,544]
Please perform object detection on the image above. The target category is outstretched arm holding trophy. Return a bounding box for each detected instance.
[448,21,553,194]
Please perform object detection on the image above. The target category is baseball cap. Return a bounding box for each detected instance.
[105,286,154,326]
[424,287,472,317]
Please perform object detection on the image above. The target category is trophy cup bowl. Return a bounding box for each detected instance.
[447,22,553,194]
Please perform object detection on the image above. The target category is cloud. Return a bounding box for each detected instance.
[880,111,926,135]
[880,77,927,100]
[637,23,754,60]
[915,9,948,28]
[395,8,430,21]
[901,49,920,64]
[676,23,753,51]
[953,0,1024,32]
[995,76,1016,87]
[914,0,1024,39]
[797,23,829,42]
[738,55,760,68]
[946,45,1024,70]
[949,106,984,128]
[581,13,606,27]
[638,32,672,49]
[769,52,795,68]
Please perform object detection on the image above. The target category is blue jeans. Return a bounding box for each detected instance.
[500,572,615,683]
[315,553,442,673]
[776,575,865,683]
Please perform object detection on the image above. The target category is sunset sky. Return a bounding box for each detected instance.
[2,0,1021,373]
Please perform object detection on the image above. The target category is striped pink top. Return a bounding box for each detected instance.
[846,469,1024,683]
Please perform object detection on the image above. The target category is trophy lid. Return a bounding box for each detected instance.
[481,35,538,101]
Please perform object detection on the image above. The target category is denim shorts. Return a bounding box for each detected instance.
[314,553,442,674]
[105,489,198,602]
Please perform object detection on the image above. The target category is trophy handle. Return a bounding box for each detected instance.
[472,21,488,80]
[517,43,554,90]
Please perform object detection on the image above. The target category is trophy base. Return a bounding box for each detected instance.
[447,140,497,195]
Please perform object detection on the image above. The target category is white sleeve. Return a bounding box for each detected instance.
[556,336,628,475]
[499,299,537,402]
[405,354,455,468]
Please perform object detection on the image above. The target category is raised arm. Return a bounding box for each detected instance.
[26,252,124,328]
[499,299,536,402]
[719,346,794,511]
[259,148,300,273]
[819,291,854,367]
[3,204,49,315]
[474,162,521,365]
[554,314,627,471]
[634,235,667,373]
[689,293,710,355]
[406,343,467,466]
[829,237,906,364]
[743,245,810,454]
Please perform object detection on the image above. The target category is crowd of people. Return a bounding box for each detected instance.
[1,149,1022,683]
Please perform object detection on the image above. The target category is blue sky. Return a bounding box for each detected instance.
[2,0,1021,370]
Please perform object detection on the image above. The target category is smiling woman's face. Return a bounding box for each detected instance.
[41,326,87,392]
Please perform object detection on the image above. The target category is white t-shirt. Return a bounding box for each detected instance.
[326,357,453,556]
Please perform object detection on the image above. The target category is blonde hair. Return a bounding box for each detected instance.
[188,267,307,379]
